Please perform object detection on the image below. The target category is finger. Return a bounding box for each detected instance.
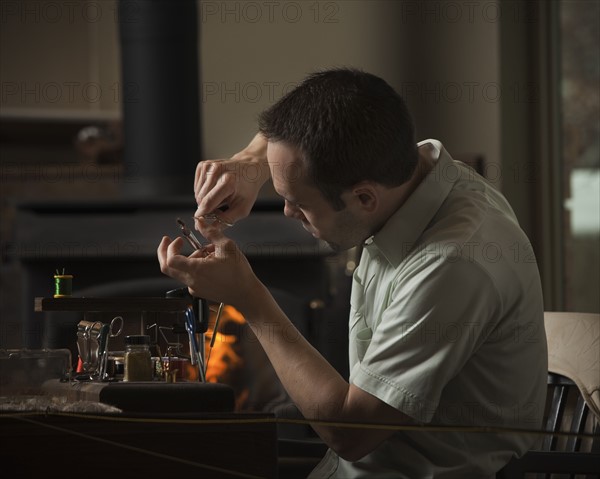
[193,212,212,233]
[195,160,219,200]
[204,221,228,246]
[164,237,188,272]
[166,236,186,260]
[196,161,224,205]
[157,236,172,271]
[194,161,204,199]
[189,249,206,259]
[164,238,196,284]
[202,243,216,254]
[196,221,225,245]
[166,251,192,272]
[189,243,214,259]
[195,160,223,198]
[158,236,191,285]
[193,211,231,237]
[194,160,207,198]
[197,179,235,217]
[203,229,241,261]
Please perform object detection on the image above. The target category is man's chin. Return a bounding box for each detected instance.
[325,241,340,252]
[324,240,354,253]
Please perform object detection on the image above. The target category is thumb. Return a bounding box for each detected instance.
[201,222,227,246]
[208,228,242,261]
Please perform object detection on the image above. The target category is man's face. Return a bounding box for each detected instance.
[267,141,368,252]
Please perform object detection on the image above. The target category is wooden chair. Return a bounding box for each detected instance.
[496,312,600,478]
[496,372,600,478]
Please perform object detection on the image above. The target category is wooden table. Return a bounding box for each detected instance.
[1,408,277,478]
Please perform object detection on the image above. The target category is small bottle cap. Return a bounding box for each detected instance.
[125,335,150,345]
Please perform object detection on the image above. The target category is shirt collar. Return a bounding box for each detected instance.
[364,139,458,267]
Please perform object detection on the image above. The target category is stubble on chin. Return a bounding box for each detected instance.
[325,241,341,253]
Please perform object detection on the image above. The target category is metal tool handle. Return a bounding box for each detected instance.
[166,287,207,382]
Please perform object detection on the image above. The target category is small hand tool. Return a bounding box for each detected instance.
[98,316,123,380]
[194,212,234,227]
[173,218,226,380]
[185,307,206,382]
[176,217,205,251]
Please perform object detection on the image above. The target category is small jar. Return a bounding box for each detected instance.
[123,335,152,381]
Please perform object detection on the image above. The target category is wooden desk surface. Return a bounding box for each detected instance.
[1,409,278,478]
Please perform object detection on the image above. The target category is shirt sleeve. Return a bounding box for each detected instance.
[351,255,501,423]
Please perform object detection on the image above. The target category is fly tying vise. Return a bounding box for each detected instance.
[175,218,225,375]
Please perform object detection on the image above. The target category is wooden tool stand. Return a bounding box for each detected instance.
[34,296,195,314]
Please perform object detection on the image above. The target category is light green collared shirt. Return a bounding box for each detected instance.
[310,140,547,478]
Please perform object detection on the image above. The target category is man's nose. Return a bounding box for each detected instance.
[284,201,302,219]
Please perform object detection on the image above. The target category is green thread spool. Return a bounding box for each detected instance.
[54,273,73,298]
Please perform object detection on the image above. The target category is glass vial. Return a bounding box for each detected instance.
[124,335,153,381]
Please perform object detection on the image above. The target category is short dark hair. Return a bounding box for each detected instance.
[258,68,418,210]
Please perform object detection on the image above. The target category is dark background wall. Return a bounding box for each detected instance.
[1,1,597,353]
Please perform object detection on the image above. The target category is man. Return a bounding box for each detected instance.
[158,68,547,478]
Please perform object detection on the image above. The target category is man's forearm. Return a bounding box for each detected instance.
[235,278,412,461]
[238,281,351,440]
[231,132,271,187]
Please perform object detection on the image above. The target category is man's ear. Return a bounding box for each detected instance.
[351,181,378,212]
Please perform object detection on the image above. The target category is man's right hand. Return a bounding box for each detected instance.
[194,133,269,233]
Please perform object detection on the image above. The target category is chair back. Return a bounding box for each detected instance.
[496,312,600,478]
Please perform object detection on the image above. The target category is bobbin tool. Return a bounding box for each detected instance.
[176,218,205,252]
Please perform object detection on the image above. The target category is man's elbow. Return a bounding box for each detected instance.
[337,447,370,463]
[327,431,377,462]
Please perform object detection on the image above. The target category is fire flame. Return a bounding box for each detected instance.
[204,304,250,410]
